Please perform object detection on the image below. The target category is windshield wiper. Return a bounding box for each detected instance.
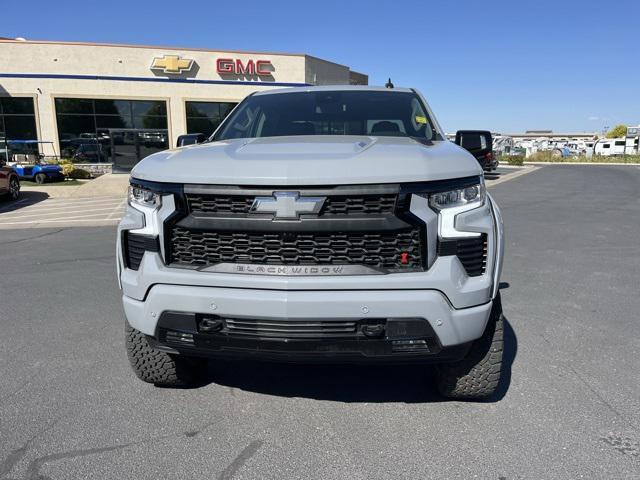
[410,136,433,146]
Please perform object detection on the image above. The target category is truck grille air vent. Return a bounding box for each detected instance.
[223,318,358,338]
[124,233,159,271]
[437,235,487,277]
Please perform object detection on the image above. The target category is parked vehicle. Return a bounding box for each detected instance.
[11,161,64,184]
[624,126,639,155]
[117,86,505,400]
[4,140,65,184]
[0,156,21,200]
[455,130,498,171]
[73,143,107,163]
[594,138,626,156]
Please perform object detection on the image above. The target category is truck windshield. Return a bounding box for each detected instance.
[213,91,440,142]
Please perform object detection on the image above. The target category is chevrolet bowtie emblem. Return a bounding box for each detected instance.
[150,55,194,74]
[251,192,326,220]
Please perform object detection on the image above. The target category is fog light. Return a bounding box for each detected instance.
[165,331,194,346]
[391,339,430,353]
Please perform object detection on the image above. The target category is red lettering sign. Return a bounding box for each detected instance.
[216,58,273,76]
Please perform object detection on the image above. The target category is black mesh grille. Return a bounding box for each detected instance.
[169,227,423,270]
[437,235,487,276]
[187,195,253,215]
[186,193,397,216]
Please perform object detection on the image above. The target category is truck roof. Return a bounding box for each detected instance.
[253,85,415,96]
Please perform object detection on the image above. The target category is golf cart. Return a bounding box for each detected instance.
[6,140,65,184]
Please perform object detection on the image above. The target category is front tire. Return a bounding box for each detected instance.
[9,176,20,200]
[125,322,203,387]
[34,173,47,184]
[436,294,504,400]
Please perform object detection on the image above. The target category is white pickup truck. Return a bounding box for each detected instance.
[117,86,505,399]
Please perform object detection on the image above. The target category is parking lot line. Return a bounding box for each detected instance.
[0,205,124,220]
[0,194,126,228]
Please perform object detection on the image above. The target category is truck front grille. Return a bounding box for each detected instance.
[224,318,358,338]
[186,193,397,216]
[169,227,424,271]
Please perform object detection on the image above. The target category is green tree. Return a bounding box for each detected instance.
[606,124,627,138]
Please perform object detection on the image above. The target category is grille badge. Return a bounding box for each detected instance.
[250,191,325,220]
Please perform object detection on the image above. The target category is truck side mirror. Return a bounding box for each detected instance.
[176,133,207,147]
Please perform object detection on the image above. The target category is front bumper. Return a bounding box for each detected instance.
[117,185,504,361]
[123,284,493,361]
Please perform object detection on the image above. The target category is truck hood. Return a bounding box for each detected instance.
[131,136,482,185]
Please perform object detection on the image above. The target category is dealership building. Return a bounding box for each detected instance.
[0,38,367,171]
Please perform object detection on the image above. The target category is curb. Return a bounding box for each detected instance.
[523,161,640,166]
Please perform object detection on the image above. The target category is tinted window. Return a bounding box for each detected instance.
[0,98,38,144]
[215,91,439,141]
[1,97,35,115]
[459,133,489,151]
[614,141,625,146]
[186,101,237,135]
[94,99,131,116]
[55,98,93,114]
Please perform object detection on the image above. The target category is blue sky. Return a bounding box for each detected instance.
[3,0,639,133]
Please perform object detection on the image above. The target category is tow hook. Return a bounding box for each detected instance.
[361,323,385,338]
[199,317,224,333]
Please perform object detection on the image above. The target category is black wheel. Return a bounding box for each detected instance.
[34,173,47,184]
[9,176,20,200]
[125,322,204,387]
[436,294,504,400]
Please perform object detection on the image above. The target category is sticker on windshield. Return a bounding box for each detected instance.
[415,116,428,124]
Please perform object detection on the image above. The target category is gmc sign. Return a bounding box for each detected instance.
[216,58,273,76]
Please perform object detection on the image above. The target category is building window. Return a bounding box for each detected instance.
[185,101,237,136]
[0,97,38,141]
[55,98,168,161]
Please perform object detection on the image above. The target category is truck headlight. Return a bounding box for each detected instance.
[128,186,161,210]
[410,177,486,239]
[429,178,485,211]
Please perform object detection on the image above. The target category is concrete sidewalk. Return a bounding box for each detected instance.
[21,173,130,199]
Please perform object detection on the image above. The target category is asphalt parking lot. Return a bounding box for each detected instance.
[1,165,639,479]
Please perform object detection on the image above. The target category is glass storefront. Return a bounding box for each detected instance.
[55,98,168,162]
[185,101,237,136]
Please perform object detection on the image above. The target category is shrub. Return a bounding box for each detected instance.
[67,167,92,179]
[57,159,76,176]
[528,151,560,162]
[506,155,525,166]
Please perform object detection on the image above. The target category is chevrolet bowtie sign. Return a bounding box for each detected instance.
[250,192,326,220]
[150,55,194,74]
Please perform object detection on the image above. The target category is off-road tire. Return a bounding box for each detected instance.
[436,294,504,400]
[125,322,203,387]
